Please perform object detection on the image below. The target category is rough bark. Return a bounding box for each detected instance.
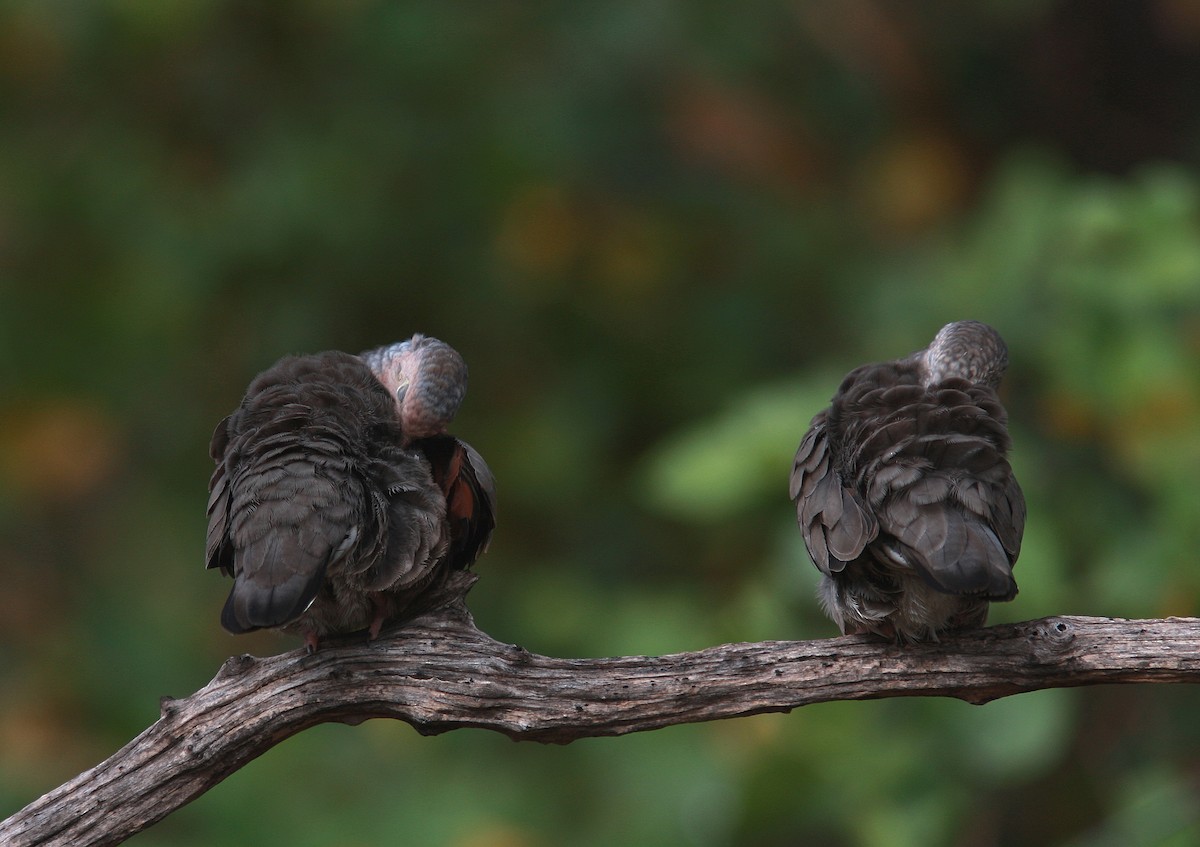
[3,611,1199,847]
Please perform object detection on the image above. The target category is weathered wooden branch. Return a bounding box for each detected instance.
[3,611,1199,847]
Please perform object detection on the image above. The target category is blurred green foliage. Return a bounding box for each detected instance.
[2,2,1200,845]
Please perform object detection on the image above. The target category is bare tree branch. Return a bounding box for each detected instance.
[3,610,1200,847]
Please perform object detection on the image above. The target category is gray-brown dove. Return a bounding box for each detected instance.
[206,335,495,652]
[789,321,1025,641]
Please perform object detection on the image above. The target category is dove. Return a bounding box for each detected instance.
[207,335,495,652]
[789,321,1025,641]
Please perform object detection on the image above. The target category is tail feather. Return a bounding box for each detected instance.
[219,523,344,633]
[890,503,1016,600]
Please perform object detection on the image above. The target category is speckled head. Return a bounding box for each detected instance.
[362,334,468,439]
[921,320,1009,389]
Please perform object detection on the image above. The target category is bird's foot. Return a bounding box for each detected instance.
[368,597,388,640]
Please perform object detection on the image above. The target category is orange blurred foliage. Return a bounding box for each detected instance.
[855,129,974,237]
[0,400,123,505]
[665,75,822,198]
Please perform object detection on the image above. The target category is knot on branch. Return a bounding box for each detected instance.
[1026,616,1077,661]
[214,653,259,681]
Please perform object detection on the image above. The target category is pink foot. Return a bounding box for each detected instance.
[368,616,383,641]
[368,597,388,640]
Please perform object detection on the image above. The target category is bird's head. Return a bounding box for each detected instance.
[362,334,468,440]
[921,320,1009,389]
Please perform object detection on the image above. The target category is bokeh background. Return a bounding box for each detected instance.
[3,2,1200,845]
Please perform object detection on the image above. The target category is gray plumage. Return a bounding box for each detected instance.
[789,321,1025,641]
[207,337,495,651]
